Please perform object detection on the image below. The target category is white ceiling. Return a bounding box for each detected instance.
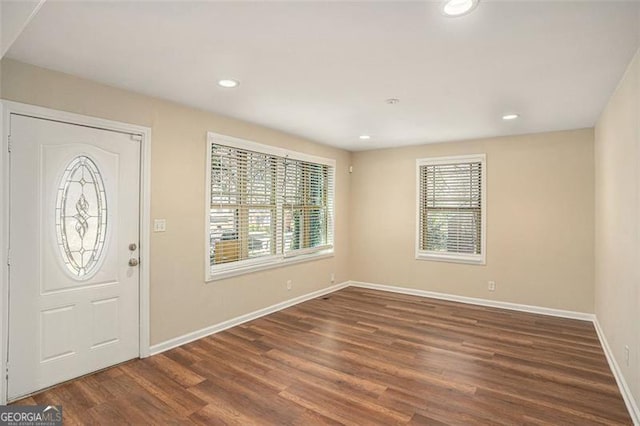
[1,0,45,57]
[6,0,640,151]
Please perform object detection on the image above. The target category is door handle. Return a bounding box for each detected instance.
[128,242,139,267]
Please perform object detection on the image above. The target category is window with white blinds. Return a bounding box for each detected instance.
[207,133,335,280]
[416,154,486,264]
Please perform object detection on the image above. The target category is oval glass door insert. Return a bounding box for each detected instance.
[55,155,108,279]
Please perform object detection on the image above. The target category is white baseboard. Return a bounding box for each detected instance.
[150,279,594,356]
[149,281,350,355]
[350,280,638,424]
[593,318,640,425]
[148,278,637,425]
[348,281,595,321]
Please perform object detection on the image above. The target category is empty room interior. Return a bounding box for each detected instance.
[1,0,640,424]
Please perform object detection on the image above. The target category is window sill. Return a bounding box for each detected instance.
[415,251,485,265]
[207,249,335,282]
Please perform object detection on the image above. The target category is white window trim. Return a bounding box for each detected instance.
[415,153,486,265]
[205,132,336,282]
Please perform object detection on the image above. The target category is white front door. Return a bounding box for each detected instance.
[7,114,140,400]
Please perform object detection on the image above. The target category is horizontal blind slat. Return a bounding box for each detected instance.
[210,143,333,268]
[419,160,483,255]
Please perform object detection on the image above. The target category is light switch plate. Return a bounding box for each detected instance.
[153,219,167,232]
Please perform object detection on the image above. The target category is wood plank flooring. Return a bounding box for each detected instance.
[13,287,632,425]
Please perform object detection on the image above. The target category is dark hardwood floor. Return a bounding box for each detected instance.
[14,287,632,425]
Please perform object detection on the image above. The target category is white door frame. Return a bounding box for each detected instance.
[0,100,152,404]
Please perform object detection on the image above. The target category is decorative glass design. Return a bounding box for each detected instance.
[55,156,108,279]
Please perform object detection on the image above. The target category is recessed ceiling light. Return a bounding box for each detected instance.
[502,113,520,120]
[359,135,371,140]
[217,79,239,88]
[442,0,479,17]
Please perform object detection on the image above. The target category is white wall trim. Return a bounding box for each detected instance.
[350,280,638,423]
[593,317,640,425]
[149,279,595,356]
[0,100,152,404]
[143,279,640,423]
[204,132,337,282]
[138,114,152,359]
[415,153,487,266]
[149,281,350,355]
[349,281,595,321]
[0,100,7,406]
[207,132,336,167]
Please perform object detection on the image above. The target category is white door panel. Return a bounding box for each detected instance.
[8,114,140,400]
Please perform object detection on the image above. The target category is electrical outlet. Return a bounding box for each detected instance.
[625,345,630,367]
[488,281,496,292]
[330,272,335,283]
[286,280,292,291]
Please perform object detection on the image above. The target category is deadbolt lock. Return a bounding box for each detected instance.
[129,243,137,251]
[128,258,139,267]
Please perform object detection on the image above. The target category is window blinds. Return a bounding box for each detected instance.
[210,145,278,264]
[419,161,482,255]
[210,143,334,267]
[283,158,333,256]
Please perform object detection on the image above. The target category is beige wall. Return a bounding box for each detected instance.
[350,129,595,313]
[0,59,351,345]
[0,59,600,347]
[595,48,640,408]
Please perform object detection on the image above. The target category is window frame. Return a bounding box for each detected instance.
[415,154,486,265]
[205,132,336,281]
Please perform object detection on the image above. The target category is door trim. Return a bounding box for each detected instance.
[0,100,152,404]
